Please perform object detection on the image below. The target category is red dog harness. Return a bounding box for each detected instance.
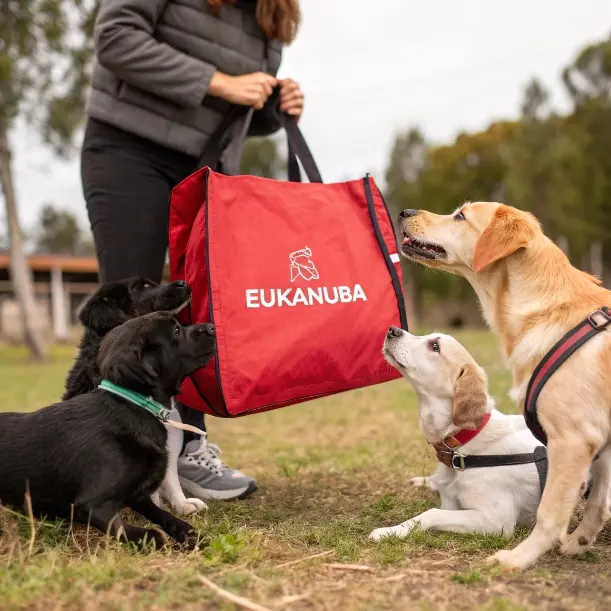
[524,307,611,445]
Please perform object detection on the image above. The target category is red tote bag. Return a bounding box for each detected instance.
[169,111,407,417]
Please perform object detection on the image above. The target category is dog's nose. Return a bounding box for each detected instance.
[204,324,215,336]
[398,209,418,221]
[387,326,403,339]
[173,280,188,288]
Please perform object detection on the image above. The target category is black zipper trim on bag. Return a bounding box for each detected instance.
[187,299,222,418]
[378,187,409,331]
[186,169,228,418]
[168,172,221,417]
[363,176,408,330]
[203,170,230,417]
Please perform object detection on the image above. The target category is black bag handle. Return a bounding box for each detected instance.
[196,104,250,172]
[278,110,322,183]
[198,91,322,184]
[197,37,322,182]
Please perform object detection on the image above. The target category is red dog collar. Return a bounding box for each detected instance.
[432,412,492,467]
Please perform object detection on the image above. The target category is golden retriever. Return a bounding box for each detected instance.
[397,203,611,570]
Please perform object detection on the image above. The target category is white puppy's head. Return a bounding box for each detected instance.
[384,327,489,432]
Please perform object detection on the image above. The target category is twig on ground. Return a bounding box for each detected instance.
[213,562,249,577]
[24,480,36,558]
[69,503,83,553]
[428,558,455,567]
[199,575,273,611]
[85,508,92,556]
[324,563,373,573]
[379,573,409,583]
[274,593,311,607]
[377,569,450,583]
[247,570,272,585]
[275,550,334,569]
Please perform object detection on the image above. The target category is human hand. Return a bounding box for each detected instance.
[209,71,277,110]
[279,78,304,120]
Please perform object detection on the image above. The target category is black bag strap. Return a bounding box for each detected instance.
[277,110,323,183]
[197,104,251,171]
[196,40,322,183]
[198,90,322,183]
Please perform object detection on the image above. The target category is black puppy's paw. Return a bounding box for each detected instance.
[122,524,167,550]
[180,528,203,552]
[164,517,200,547]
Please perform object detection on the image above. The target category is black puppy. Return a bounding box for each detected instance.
[0,312,215,547]
[64,276,191,400]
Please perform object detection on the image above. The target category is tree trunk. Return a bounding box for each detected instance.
[0,117,47,361]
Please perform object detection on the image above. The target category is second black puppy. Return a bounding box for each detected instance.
[64,276,191,400]
[0,312,215,547]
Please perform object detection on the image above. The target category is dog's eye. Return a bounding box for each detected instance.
[428,340,441,353]
[173,324,181,336]
[142,282,151,289]
[453,210,466,221]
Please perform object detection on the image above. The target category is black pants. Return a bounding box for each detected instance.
[81,118,206,444]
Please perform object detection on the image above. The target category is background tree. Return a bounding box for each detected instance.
[384,127,427,323]
[36,204,81,254]
[505,78,594,264]
[562,32,611,281]
[0,0,98,359]
[383,33,611,327]
[240,137,286,178]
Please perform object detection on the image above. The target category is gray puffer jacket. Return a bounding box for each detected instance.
[88,0,283,159]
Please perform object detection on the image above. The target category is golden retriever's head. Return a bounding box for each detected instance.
[397,203,541,274]
[384,327,489,430]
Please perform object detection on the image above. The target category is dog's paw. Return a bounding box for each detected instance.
[409,476,428,488]
[369,527,396,541]
[174,525,202,551]
[560,532,595,556]
[485,549,526,571]
[163,516,200,549]
[173,498,208,516]
[142,528,167,550]
[410,476,438,491]
[369,521,413,541]
[121,525,167,550]
[409,477,435,490]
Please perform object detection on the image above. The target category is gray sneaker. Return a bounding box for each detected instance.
[177,435,257,501]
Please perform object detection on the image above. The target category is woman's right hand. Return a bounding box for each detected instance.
[209,71,277,110]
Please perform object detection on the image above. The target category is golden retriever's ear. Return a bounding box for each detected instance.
[472,205,537,272]
[452,364,488,430]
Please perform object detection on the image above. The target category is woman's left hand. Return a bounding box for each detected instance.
[279,78,304,121]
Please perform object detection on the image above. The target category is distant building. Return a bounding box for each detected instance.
[0,253,170,342]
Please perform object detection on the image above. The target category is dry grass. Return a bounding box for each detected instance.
[0,332,610,610]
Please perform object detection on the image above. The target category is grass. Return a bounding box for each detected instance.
[1,330,611,610]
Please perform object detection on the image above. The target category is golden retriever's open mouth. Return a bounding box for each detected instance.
[401,236,447,260]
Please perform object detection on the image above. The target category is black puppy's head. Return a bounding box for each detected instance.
[79,277,191,335]
[97,312,216,400]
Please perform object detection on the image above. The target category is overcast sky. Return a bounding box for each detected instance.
[7,0,611,238]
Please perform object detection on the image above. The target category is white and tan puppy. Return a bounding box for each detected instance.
[370,328,543,541]
[397,203,611,570]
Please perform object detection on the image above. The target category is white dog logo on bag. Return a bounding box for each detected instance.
[289,247,319,282]
[245,246,367,309]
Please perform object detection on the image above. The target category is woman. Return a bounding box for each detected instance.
[81,0,303,501]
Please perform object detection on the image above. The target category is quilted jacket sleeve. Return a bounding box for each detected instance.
[94,0,216,108]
